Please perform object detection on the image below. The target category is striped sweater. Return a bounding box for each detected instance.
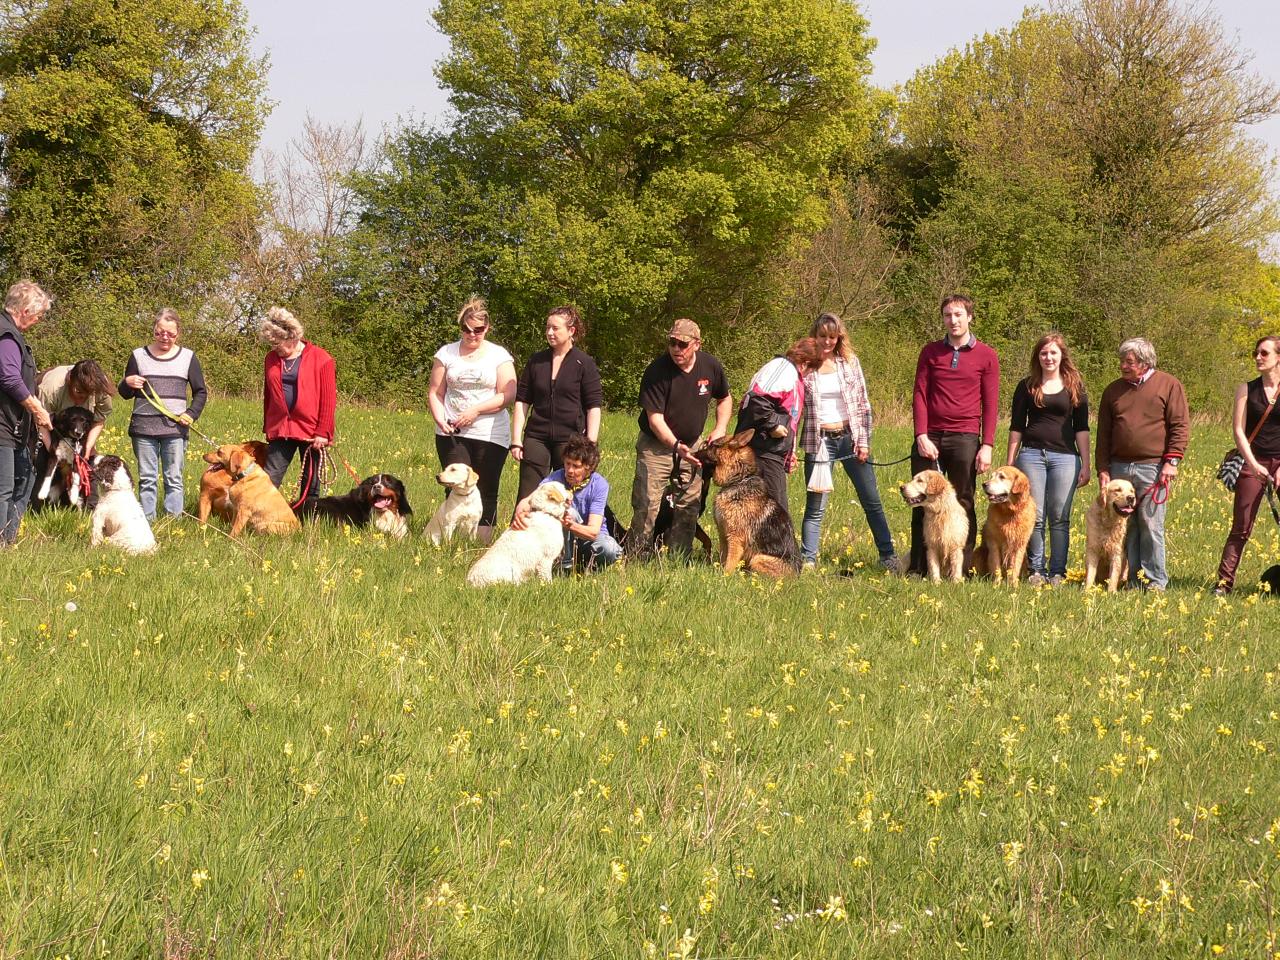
[117,347,208,439]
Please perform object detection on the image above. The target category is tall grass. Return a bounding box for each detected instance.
[1,401,1277,958]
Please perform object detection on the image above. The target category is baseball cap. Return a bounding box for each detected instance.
[668,318,701,341]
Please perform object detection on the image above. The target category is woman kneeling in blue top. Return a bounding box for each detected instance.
[511,434,621,571]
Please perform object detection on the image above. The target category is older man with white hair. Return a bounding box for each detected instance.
[1095,337,1189,590]
[0,280,54,545]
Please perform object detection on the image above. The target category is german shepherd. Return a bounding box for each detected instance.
[696,428,800,578]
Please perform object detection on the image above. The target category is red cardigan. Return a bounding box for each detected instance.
[263,343,336,441]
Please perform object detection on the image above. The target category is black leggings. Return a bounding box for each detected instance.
[435,434,508,527]
[515,434,567,505]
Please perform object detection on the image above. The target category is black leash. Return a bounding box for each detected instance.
[1265,481,1280,526]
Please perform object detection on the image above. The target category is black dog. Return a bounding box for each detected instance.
[615,454,715,558]
[294,473,413,539]
[1261,565,1280,596]
[31,405,96,511]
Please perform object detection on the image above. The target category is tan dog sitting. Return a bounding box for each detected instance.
[424,462,482,545]
[199,441,268,524]
[1085,478,1136,592]
[974,466,1036,586]
[900,469,968,583]
[212,446,300,537]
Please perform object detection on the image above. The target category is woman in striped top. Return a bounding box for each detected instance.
[118,308,208,519]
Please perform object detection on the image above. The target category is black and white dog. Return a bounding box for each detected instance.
[32,405,96,511]
[90,456,156,554]
[294,474,413,539]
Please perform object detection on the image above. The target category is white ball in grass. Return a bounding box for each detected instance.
[65,601,77,612]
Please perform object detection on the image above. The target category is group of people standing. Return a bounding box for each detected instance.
[4,276,1279,592]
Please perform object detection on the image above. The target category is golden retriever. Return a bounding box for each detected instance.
[1085,478,1136,592]
[974,466,1035,585]
[208,446,300,537]
[199,441,269,524]
[900,469,968,582]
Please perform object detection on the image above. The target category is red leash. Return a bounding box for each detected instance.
[1137,476,1171,506]
[75,452,93,500]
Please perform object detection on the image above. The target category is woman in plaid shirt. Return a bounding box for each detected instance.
[799,313,899,572]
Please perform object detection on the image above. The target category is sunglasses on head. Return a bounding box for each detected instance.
[461,324,487,335]
[668,337,692,348]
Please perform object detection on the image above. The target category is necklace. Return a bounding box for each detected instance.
[282,349,303,375]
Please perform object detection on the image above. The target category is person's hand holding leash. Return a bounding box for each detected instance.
[452,407,479,430]
[310,437,330,450]
[916,434,939,461]
[856,446,869,463]
[1159,460,1178,483]
[675,440,700,464]
[124,374,146,390]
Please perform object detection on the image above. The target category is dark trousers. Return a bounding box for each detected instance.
[1216,455,1280,591]
[266,439,322,497]
[0,444,35,545]
[435,434,508,527]
[515,434,567,505]
[908,431,979,576]
[754,452,790,514]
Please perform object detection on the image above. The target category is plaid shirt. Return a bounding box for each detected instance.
[801,356,873,456]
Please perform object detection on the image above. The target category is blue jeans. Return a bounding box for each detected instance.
[562,506,623,570]
[0,445,35,545]
[1015,447,1080,578]
[133,435,187,519]
[801,432,895,564]
[1110,460,1167,589]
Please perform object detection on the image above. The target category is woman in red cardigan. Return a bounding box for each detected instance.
[259,307,336,492]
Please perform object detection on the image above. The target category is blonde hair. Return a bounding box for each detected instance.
[5,280,52,317]
[259,306,304,344]
[457,298,490,328]
[808,312,854,362]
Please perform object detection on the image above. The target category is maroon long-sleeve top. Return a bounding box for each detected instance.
[912,337,1000,445]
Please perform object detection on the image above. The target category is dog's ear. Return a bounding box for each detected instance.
[228,449,249,476]
[468,467,479,487]
[925,471,945,496]
[731,428,755,447]
[1011,469,1029,496]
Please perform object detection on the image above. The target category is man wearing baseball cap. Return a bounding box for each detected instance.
[627,318,732,558]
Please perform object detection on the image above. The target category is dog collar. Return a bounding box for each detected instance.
[235,462,258,480]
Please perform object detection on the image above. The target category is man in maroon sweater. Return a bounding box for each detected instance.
[1095,337,1188,590]
[908,295,1000,576]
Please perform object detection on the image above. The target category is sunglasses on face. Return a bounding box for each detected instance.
[668,337,693,349]
[1258,350,1274,358]
[461,324,487,335]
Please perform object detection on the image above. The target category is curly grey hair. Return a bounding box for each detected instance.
[259,306,304,344]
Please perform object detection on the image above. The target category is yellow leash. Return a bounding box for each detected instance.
[138,381,222,446]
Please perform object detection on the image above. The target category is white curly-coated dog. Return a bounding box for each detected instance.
[424,462,482,545]
[90,456,157,555]
[466,481,569,586]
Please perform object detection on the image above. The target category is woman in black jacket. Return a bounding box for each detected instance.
[511,306,603,503]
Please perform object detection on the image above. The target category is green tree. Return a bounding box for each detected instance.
[349,0,877,399]
[882,0,1279,399]
[0,0,268,316]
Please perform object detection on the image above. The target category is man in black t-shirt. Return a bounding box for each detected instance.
[627,319,732,558]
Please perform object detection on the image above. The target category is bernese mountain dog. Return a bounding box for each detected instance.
[294,473,412,538]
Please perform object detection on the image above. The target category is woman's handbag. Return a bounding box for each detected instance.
[1218,392,1277,491]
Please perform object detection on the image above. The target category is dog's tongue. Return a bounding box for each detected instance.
[374,497,392,509]
[1118,504,1134,514]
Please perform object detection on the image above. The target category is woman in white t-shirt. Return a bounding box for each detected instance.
[429,298,517,542]
[798,312,898,573]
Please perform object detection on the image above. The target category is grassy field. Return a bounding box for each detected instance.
[1,400,1278,958]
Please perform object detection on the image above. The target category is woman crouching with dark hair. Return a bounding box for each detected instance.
[37,358,115,458]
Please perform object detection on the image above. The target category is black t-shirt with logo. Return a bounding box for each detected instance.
[637,352,730,445]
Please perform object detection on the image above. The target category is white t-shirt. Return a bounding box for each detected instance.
[433,341,515,446]
[815,370,848,424]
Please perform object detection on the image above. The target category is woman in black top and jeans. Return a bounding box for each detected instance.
[1005,333,1090,586]
[1215,335,1280,594]
[511,306,603,503]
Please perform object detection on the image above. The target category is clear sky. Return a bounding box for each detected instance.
[246,0,1280,172]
